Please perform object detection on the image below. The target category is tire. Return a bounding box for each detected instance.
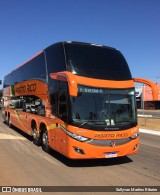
[33,126,41,146]
[42,128,51,153]
[7,116,12,128]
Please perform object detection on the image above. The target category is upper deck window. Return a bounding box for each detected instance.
[64,43,132,81]
[4,52,46,87]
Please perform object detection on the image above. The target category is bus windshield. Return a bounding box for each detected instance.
[65,43,132,80]
[70,85,137,130]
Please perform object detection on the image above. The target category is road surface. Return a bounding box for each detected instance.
[0,116,159,194]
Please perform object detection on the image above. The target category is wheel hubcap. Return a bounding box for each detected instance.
[42,133,48,145]
[33,129,37,139]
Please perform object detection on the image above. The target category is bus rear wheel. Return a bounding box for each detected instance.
[33,126,41,146]
[7,115,12,128]
[42,128,51,153]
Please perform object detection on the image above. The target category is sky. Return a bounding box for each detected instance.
[0,0,160,89]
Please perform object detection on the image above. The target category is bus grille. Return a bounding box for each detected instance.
[89,138,131,147]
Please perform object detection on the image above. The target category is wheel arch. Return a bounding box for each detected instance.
[31,118,48,138]
[39,122,47,136]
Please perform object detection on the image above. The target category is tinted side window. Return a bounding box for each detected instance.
[49,80,69,119]
[4,74,12,87]
[12,67,23,84]
[22,52,46,81]
[10,95,46,116]
[4,52,46,87]
[45,44,66,76]
[45,44,66,97]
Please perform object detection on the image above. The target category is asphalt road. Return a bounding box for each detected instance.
[0,116,160,194]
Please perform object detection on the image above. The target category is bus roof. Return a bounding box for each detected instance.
[5,41,118,77]
[45,41,118,51]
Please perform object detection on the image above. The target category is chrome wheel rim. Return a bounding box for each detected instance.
[42,132,48,145]
[33,128,37,139]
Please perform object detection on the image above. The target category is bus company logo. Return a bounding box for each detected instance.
[110,141,116,147]
[15,83,37,94]
[94,133,116,139]
[94,133,128,139]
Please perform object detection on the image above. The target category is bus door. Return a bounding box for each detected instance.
[53,81,68,155]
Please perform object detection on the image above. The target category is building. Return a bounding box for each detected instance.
[142,83,160,109]
[135,86,143,109]
[135,83,160,110]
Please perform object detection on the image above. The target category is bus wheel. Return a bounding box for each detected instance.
[33,126,41,146]
[7,116,12,128]
[42,128,51,153]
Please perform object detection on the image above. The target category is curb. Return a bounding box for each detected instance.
[138,114,152,118]
[139,128,160,136]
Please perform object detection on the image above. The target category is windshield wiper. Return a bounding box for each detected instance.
[79,122,88,128]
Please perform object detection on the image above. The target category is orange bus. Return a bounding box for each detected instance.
[2,41,140,159]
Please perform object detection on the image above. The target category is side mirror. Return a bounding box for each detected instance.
[50,71,78,97]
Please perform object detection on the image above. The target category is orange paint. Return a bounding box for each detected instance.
[133,78,159,101]
[2,42,143,159]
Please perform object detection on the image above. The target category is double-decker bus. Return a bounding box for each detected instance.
[2,41,157,159]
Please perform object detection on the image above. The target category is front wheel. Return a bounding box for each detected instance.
[42,128,51,153]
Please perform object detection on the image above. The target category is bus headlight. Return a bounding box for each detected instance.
[130,133,139,139]
[68,132,93,142]
[60,125,93,143]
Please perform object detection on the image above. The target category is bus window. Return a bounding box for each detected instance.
[65,43,132,80]
[58,93,68,122]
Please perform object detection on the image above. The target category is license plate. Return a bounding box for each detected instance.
[106,152,117,158]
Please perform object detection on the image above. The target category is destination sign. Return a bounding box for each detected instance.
[79,86,108,94]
